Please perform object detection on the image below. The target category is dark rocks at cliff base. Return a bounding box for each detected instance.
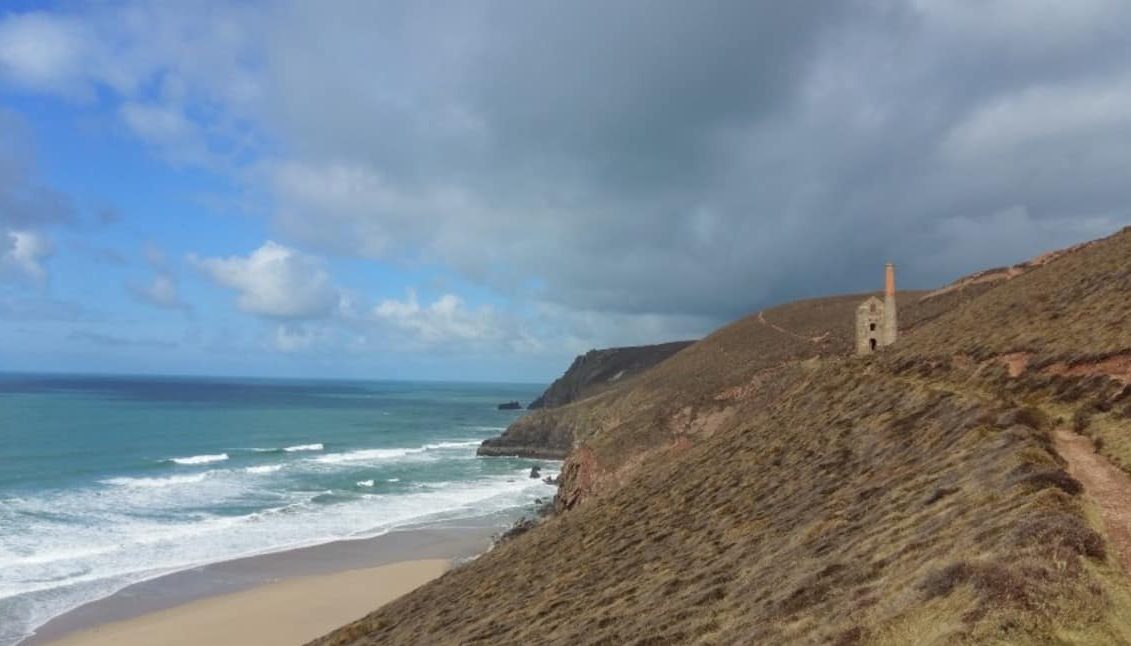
[529,465,541,479]
[542,475,558,485]
[497,401,522,410]
[536,497,555,517]
[494,516,538,544]
[477,429,572,460]
[527,341,694,410]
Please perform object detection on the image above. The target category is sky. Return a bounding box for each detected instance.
[0,1,1129,382]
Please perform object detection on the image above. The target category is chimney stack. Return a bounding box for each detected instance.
[882,262,897,346]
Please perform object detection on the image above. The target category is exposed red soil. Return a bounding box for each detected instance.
[1000,352,1032,378]
[1045,354,1131,384]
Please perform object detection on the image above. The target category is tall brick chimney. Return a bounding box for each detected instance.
[882,262,898,346]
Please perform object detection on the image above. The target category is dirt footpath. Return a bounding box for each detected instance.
[1055,429,1131,577]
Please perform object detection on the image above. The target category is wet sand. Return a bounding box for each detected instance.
[24,522,499,646]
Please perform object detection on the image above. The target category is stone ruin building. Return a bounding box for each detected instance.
[856,263,898,355]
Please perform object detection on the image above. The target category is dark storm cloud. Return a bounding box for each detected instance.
[255,0,1131,323]
[468,2,846,190]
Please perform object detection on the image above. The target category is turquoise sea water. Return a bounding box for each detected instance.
[0,374,554,646]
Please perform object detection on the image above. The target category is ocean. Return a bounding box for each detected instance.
[0,374,554,646]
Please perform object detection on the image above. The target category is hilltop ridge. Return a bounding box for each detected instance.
[314,227,1131,645]
[527,341,695,410]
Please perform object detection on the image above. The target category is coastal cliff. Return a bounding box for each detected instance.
[476,340,693,459]
[316,227,1131,644]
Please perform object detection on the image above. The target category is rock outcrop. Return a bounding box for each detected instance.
[476,410,578,459]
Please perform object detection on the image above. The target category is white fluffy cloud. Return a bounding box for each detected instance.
[372,290,503,348]
[1,230,52,283]
[191,241,340,319]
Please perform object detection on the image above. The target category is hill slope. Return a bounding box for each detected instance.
[313,228,1131,645]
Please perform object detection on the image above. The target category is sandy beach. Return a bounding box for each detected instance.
[21,523,499,646]
[41,559,448,646]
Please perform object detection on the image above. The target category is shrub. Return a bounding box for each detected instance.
[1015,469,1083,496]
[1013,512,1106,560]
[921,562,972,599]
[1073,406,1095,433]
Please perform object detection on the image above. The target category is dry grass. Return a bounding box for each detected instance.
[313,360,1127,645]
[899,226,1131,365]
[311,228,1131,645]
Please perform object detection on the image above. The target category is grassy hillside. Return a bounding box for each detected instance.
[313,228,1131,644]
[895,226,1131,487]
[489,291,934,505]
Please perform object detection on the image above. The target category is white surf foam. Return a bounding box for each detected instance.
[315,440,480,465]
[102,473,210,488]
[2,452,558,646]
[283,443,323,452]
[314,447,424,464]
[168,453,228,465]
[423,440,481,450]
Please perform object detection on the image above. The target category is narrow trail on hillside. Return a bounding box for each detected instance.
[756,311,830,343]
[1055,429,1131,579]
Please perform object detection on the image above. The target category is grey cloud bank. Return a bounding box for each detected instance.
[258,0,1131,319]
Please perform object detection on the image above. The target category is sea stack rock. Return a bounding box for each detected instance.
[497,401,522,410]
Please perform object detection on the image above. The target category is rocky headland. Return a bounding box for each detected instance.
[476,340,693,459]
[527,341,694,409]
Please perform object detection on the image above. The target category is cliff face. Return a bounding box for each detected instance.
[476,341,693,459]
[527,341,694,409]
[476,411,576,459]
[315,228,1131,644]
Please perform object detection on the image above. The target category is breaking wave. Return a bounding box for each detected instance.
[284,443,323,452]
[102,473,210,488]
[167,453,228,466]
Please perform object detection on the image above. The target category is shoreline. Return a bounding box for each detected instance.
[22,521,501,646]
